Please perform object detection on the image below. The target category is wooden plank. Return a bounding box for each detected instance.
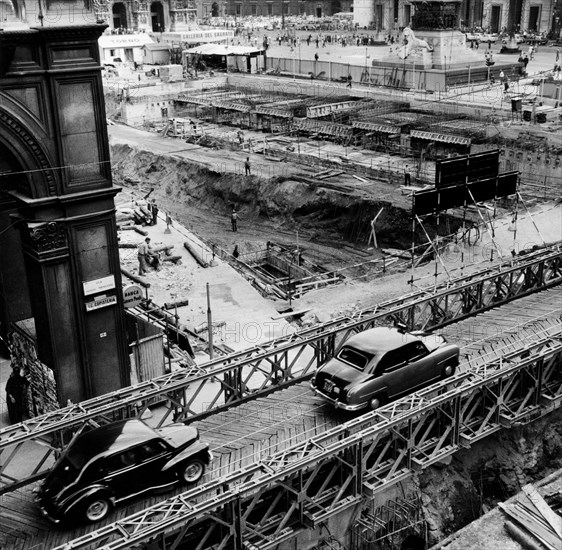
[271,308,311,320]
[499,503,561,550]
[522,485,562,538]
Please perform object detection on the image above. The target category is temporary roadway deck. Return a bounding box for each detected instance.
[0,246,561,549]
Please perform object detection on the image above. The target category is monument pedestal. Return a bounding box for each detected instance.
[415,29,484,69]
[500,38,521,55]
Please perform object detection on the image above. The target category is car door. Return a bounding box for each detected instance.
[402,341,433,389]
[377,342,428,399]
[99,440,171,501]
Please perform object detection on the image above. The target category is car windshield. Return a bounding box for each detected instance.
[336,346,374,371]
[65,442,96,471]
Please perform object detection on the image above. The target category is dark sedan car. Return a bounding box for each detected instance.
[311,327,459,411]
[36,418,212,524]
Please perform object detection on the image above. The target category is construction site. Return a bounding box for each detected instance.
[108,69,561,303]
[1,22,562,550]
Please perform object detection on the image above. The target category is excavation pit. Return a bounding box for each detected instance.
[239,242,344,300]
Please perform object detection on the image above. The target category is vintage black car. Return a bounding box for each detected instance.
[36,418,212,524]
[311,327,460,411]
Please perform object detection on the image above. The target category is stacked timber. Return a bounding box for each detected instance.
[500,484,562,550]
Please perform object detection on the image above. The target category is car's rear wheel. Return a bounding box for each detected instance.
[83,496,111,523]
[442,362,457,379]
[179,458,206,484]
[369,394,386,410]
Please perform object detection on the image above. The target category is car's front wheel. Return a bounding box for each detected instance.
[83,496,111,523]
[179,458,206,484]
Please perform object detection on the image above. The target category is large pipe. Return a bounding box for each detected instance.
[121,267,151,287]
[184,241,210,268]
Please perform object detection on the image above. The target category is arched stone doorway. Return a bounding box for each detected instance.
[112,2,128,30]
[0,26,130,414]
[151,1,165,32]
[0,144,32,340]
[211,2,219,17]
[0,0,18,23]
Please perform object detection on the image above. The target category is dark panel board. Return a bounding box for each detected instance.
[435,156,468,188]
[467,150,499,182]
[417,170,517,216]
[438,185,465,210]
[496,171,518,197]
[467,178,496,203]
[413,189,438,215]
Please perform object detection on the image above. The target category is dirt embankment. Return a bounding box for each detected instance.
[418,408,562,545]
[110,143,458,258]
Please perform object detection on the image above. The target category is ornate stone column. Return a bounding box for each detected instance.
[0,25,130,407]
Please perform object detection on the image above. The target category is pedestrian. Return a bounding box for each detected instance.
[138,237,152,275]
[346,74,352,88]
[404,171,411,186]
[499,69,505,83]
[244,156,251,176]
[150,198,159,225]
[523,54,529,70]
[5,366,29,424]
[314,52,319,62]
[504,79,510,94]
[231,209,238,232]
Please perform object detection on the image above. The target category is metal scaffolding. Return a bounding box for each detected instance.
[351,496,427,550]
[53,327,562,549]
[1,247,561,495]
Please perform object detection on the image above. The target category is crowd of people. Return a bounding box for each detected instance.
[227,28,401,50]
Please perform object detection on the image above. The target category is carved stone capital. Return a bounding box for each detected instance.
[23,221,68,255]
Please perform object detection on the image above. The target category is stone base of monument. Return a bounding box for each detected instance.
[363,59,522,91]
[362,29,522,91]
[372,30,388,45]
[417,29,484,69]
[500,39,521,55]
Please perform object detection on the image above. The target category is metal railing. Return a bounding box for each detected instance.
[1,246,561,495]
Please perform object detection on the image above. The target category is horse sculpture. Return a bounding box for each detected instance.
[396,27,434,59]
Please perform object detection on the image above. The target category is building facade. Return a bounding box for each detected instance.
[212,0,352,19]
[0,0,197,32]
[353,0,561,35]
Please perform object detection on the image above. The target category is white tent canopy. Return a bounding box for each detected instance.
[184,43,264,56]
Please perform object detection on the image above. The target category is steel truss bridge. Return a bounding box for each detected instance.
[1,247,561,496]
[56,321,562,550]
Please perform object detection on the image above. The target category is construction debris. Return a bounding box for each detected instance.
[193,320,226,334]
[121,267,150,287]
[500,484,562,550]
[164,298,190,310]
[134,226,149,236]
[162,254,182,264]
[184,241,209,268]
